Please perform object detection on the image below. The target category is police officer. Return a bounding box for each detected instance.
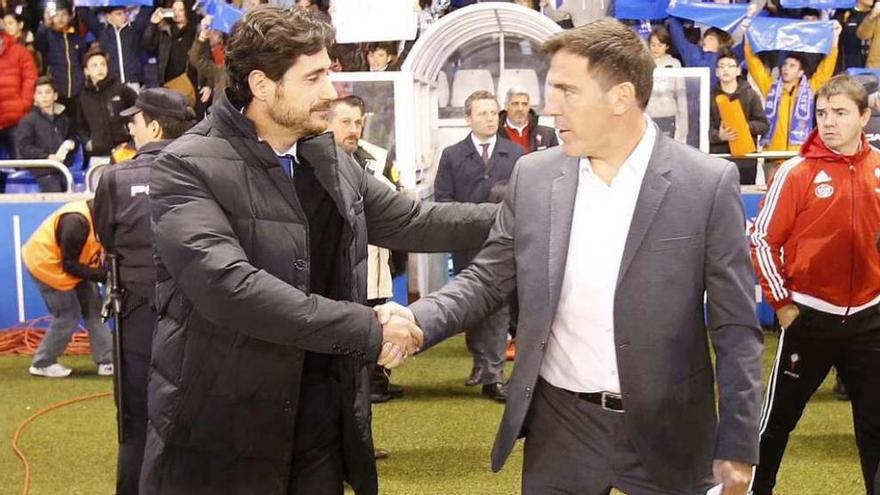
[92,88,195,495]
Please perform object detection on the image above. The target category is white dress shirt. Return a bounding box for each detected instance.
[540,117,657,394]
[471,133,497,159]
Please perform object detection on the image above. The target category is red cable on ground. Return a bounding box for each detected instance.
[0,318,94,355]
[3,317,102,493]
[11,391,112,495]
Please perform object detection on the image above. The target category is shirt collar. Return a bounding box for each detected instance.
[277,141,298,159]
[471,133,496,150]
[580,115,656,181]
[505,117,528,134]
[257,135,298,160]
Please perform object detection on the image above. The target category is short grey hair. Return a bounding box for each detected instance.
[505,86,531,105]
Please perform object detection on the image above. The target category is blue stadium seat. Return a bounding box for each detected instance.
[4,170,41,194]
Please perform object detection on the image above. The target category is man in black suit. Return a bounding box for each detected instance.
[434,90,525,401]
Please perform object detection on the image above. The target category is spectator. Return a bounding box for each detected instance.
[539,0,609,28]
[76,48,137,156]
[3,10,38,69]
[857,0,880,69]
[329,42,365,71]
[35,2,85,108]
[744,22,841,153]
[0,25,36,169]
[77,5,154,91]
[496,86,558,153]
[14,76,77,192]
[649,26,682,69]
[232,0,267,10]
[646,25,689,143]
[667,14,743,88]
[293,0,330,21]
[0,0,27,21]
[434,90,524,402]
[709,49,768,184]
[417,0,450,37]
[21,199,112,378]
[797,9,828,73]
[800,7,821,21]
[511,0,537,9]
[188,15,226,106]
[142,0,198,105]
[763,0,808,19]
[366,41,398,71]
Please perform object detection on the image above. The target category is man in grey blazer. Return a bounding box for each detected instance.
[378,18,763,495]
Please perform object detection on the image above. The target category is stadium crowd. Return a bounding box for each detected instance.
[2,0,880,191]
[2,1,880,495]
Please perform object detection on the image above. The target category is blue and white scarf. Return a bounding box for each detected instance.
[761,75,814,148]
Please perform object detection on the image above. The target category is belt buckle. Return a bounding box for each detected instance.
[601,392,622,413]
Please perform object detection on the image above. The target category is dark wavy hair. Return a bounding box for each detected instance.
[225,6,334,108]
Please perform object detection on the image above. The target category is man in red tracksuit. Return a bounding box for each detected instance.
[749,74,880,495]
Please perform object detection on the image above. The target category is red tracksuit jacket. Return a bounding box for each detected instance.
[750,129,880,314]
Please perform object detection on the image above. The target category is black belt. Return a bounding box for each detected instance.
[573,390,624,413]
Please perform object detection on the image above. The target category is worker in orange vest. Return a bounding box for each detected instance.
[21,199,112,378]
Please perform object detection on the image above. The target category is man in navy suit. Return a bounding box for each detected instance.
[434,90,525,401]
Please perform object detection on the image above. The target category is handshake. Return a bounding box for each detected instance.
[374,302,424,369]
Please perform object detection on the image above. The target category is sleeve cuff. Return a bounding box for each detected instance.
[362,308,384,363]
[768,296,792,311]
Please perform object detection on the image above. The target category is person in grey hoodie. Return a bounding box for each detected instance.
[645,26,689,143]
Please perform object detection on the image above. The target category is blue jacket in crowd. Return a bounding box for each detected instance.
[77,7,154,85]
[666,15,744,88]
[35,24,86,100]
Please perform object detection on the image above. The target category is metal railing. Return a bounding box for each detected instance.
[85,162,110,193]
[0,159,74,193]
[710,151,799,161]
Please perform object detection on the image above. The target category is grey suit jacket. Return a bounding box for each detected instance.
[410,129,764,490]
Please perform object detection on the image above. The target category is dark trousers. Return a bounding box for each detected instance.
[465,305,509,384]
[753,304,880,495]
[453,256,509,384]
[733,159,758,185]
[522,378,714,495]
[36,171,67,192]
[288,369,344,495]
[115,295,155,495]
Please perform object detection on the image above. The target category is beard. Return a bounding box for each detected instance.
[340,137,358,154]
[508,112,528,127]
[267,84,330,137]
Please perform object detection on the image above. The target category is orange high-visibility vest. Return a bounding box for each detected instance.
[22,201,103,291]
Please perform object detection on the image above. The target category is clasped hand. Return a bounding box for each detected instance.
[374,302,423,369]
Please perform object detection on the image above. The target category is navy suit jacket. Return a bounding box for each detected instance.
[434,134,524,273]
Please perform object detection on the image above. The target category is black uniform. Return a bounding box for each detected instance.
[93,139,170,495]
